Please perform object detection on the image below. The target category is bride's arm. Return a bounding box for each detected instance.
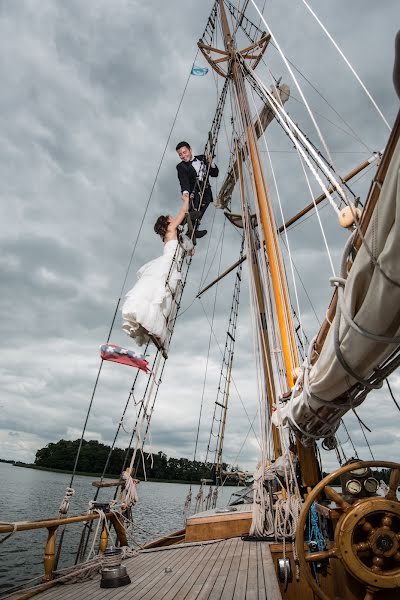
[169,196,190,230]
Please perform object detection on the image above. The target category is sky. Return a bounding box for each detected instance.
[1,0,399,477]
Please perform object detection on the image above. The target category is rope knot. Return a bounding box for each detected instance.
[329,276,347,288]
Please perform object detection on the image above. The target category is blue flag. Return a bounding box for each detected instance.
[191,66,209,76]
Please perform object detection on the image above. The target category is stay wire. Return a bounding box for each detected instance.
[227,0,373,152]
[198,298,261,448]
[190,221,227,484]
[386,378,400,412]
[67,52,199,489]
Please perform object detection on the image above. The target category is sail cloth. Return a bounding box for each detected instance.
[214,84,290,209]
[100,344,149,373]
[273,133,400,444]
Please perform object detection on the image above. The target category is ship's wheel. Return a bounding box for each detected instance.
[296,460,400,600]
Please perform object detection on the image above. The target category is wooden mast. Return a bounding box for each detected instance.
[212,0,319,484]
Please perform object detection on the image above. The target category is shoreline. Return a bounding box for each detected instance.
[12,462,240,485]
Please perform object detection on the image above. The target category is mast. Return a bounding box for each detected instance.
[208,0,319,483]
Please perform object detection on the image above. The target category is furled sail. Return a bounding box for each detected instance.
[274,126,400,445]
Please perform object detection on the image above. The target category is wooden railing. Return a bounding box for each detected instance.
[0,511,128,583]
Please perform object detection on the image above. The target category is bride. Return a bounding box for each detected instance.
[122,195,191,348]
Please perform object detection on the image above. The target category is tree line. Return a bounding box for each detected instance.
[34,439,228,482]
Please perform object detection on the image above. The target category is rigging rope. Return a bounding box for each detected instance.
[250,0,350,200]
[66,50,200,492]
[300,0,391,131]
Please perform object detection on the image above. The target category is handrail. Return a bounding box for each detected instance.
[0,511,128,583]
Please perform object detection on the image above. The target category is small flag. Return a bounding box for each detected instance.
[100,344,149,373]
[191,66,209,76]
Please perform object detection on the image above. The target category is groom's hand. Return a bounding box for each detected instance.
[182,192,189,202]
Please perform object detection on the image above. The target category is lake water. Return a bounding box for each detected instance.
[0,463,241,595]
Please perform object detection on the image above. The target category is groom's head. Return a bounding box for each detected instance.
[176,141,192,162]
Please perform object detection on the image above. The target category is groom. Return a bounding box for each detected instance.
[176,141,219,238]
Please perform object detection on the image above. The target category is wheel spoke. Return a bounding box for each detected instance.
[363,588,376,600]
[359,518,376,538]
[354,541,371,554]
[305,548,337,562]
[381,512,393,529]
[386,468,400,501]
[371,556,384,572]
[324,486,350,510]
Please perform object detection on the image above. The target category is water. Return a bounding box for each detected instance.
[0,463,240,594]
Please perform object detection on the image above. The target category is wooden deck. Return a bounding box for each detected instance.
[36,538,282,600]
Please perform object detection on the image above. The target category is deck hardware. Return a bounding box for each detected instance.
[277,557,292,583]
[100,547,131,588]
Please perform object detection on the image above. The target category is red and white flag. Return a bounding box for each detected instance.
[100,344,149,373]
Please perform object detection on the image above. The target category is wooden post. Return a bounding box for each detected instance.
[109,513,129,547]
[99,522,109,553]
[43,527,57,582]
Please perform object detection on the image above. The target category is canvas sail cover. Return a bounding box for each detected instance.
[273,134,400,444]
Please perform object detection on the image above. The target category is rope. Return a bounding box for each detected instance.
[250,0,350,199]
[301,0,391,131]
[386,378,400,412]
[64,49,200,494]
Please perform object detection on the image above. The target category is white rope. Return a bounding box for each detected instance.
[297,154,337,276]
[249,463,274,537]
[250,0,351,189]
[85,508,110,561]
[59,487,75,515]
[183,489,192,519]
[301,0,391,131]
[246,66,343,215]
[120,473,139,508]
[274,495,301,539]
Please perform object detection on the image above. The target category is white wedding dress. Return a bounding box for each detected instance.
[122,239,181,346]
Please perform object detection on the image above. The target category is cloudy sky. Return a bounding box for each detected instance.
[1,0,399,476]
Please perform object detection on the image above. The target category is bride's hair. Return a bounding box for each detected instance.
[154,215,170,239]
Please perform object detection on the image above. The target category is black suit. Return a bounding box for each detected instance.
[176,155,219,222]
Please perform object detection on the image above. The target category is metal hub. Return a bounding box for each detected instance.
[373,531,397,557]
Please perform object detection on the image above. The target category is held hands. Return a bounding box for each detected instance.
[182,192,190,205]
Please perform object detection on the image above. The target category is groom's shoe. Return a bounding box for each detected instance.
[195,229,207,239]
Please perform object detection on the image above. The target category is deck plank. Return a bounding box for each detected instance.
[146,543,218,600]
[207,537,239,600]
[137,545,207,600]
[219,538,244,600]
[160,541,220,600]
[193,538,234,600]
[245,542,258,600]
[256,542,266,598]
[172,539,228,600]
[260,543,282,600]
[31,538,282,600]
[107,545,191,600]
[232,539,250,600]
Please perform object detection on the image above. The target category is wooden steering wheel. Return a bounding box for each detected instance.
[296,460,400,600]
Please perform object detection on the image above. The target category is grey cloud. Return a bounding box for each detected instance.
[0,0,399,478]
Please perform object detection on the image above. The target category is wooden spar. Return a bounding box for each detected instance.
[215,0,319,484]
[217,0,297,389]
[278,154,380,233]
[197,255,246,297]
[200,156,378,299]
[236,143,281,456]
